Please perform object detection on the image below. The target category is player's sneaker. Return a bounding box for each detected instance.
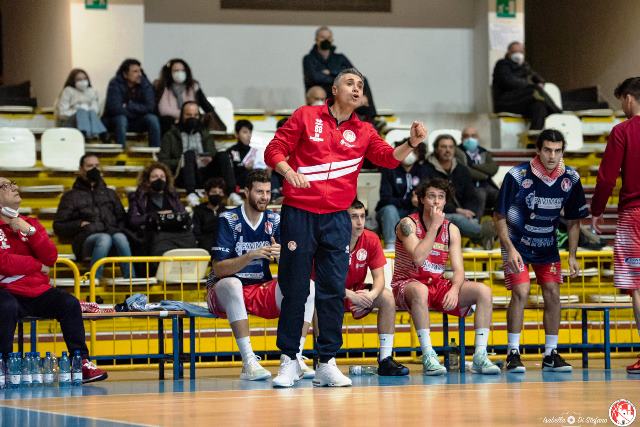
[626,356,640,374]
[422,349,447,376]
[312,358,352,387]
[297,355,315,379]
[240,355,272,381]
[377,356,410,376]
[82,359,108,383]
[470,350,501,375]
[542,349,572,372]
[272,354,300,388]
[505,348,526,373]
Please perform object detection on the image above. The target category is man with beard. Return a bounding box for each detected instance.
[206,170,316,384]
[54,154,135,279]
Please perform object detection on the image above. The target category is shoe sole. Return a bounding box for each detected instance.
[506,366,526,374]
[312,380,352,387]
[240,372,272,381]
[423,369,447,376]
[378,370,410,376]
[82,373,108,384]
[542,366,573,372]
[627,369,640,374]
[272,379,295,388]
[471,367,501,375]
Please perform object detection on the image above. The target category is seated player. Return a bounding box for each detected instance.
[345,199,409,376]
[392,178,500,376]
[206,170,315,386]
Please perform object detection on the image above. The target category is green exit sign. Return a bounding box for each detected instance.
[85,0,107,10]
[497,0,515,18]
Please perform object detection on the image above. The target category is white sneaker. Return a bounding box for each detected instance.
[312,358,352,387]
[471,349,501,375]
[272,354,301,388]
[186,192,200,207]
[240,355,271,381]
[297,355,315,379]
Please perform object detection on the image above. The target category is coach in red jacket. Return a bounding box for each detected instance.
[0,177,107,383]
[264,68,426,387]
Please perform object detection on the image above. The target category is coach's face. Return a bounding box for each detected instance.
[332,73,364,110]
[537,140,564,172]
[348,207,366,239]
[0,178,21,210]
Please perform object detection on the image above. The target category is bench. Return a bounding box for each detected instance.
[17,310,188,380]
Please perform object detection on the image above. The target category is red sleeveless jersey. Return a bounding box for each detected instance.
[392,212,450,285]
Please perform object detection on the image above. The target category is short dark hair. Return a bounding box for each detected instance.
[432,134,456,152]
[349,199,365,210]
[333,68,365,87]
[63,68,92,89]
[507,41,522,51]
[117,58,142,77]
[179,101,201,123]
[246,169,270,190]
[614,77,640,101]
[79,153,98,168]
[276,118,288,129]
[415,178,453,213]
[235,119,253,134]
[535,129,566,151]
[204,177,226,195]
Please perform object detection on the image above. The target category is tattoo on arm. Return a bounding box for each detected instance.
[400,220,413,237]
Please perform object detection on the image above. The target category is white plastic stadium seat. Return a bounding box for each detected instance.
[384,129,410,146]
[156,248,211,284]
[0,128,36,168]
[426,129,462,154]
[543,114,583,151]
[543,82,563,111]
[492,165,512,188]
[207,96,234,134]
[41,128,85,171]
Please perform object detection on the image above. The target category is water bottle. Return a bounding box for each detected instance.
[51,352,58,375]
[71,350,83,386]
[43,352,55,386]
[21,353,32,387]
[8,353,21,389]
[32,352,43,386]
[58,352,71,388]
[348,365,378,375]
[0,353,5,390]
[449,338,460,372]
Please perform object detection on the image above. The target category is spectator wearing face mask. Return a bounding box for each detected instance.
[375,141,429,251]
[305,86,327,106]
[492,41,561,129]
[455,126,499,218]
[53,154,135,279]
[55,69,108,141]
[158,101,236,207]
[228,120,255,190]
[155,58,225,135]
[192,178,227,255]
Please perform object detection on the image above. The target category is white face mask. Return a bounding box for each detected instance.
[510,52,525,65]
[75,79,89,91]
[172,71,187,84]
[402,151,417,166]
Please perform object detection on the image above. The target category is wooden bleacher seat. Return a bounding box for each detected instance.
[85,143,124,154]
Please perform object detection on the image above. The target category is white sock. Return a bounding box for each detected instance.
[507,333,521,353]
[544,335,558,356]
[417,329,432,354]
[379,334,394,360]
[296,336,306,359]
[237,336,254,362]
[474,328,490,354]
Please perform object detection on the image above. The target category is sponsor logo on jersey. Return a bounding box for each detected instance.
[524,224,555,234]
[561,177,572,192]
[522,179,533,189]
[230,213,239,221]
[264,221,273,235]
[356,248,368,261]
[309,118,324,142]
[624,257,640,267]
[525,192,564,210]
[235,223,242,233]
[420,259,445,274]
[433,242,449,251]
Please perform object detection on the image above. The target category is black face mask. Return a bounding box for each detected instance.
[150,179,166,192]
[181,117,202,134]
[86,167,101,183]
[319,40,334,50]
[208,195,223,206]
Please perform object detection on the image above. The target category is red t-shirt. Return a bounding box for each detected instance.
[345,229,387,290]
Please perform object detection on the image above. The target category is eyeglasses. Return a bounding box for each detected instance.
[0,181,18,191]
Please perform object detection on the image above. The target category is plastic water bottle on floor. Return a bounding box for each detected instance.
[0,353,6,390]
[32,352,43,386]
[43,352,55,386]
[449,338,460,372]
[348,365,378,375]
[21,353,32,387]
[71,350,83,386]
[8,353,21,389]
[58,352,71,388]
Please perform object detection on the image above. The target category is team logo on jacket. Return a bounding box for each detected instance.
[264,221,273,235]
[310,118,324,142]
[522,179,533,189]
[561,177,572,192]
[288,241,297,251]
[356,248,368,261]
[340,130,357,148]
[0,230,9,250]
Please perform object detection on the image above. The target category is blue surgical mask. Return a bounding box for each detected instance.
[462,137,479,152]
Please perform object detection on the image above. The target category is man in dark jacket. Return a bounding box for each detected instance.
[375,141,429,250]
[455,126,500,218]
[492,41,560,129]
[303,26,377,121]
[425,135,495,247]
[53,154,134,279]
[102,58,161,147]
[158,101,236,207]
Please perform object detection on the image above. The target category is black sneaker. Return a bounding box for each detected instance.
[542,349,572,372]
[505,348,526,373]
[378,356,410,376]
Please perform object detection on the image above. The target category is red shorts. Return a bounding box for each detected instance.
[613,207,640,290]
[501,250,562,290]
[344,282,373,320]
[391,277,473,317]
[206,279,280,319]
